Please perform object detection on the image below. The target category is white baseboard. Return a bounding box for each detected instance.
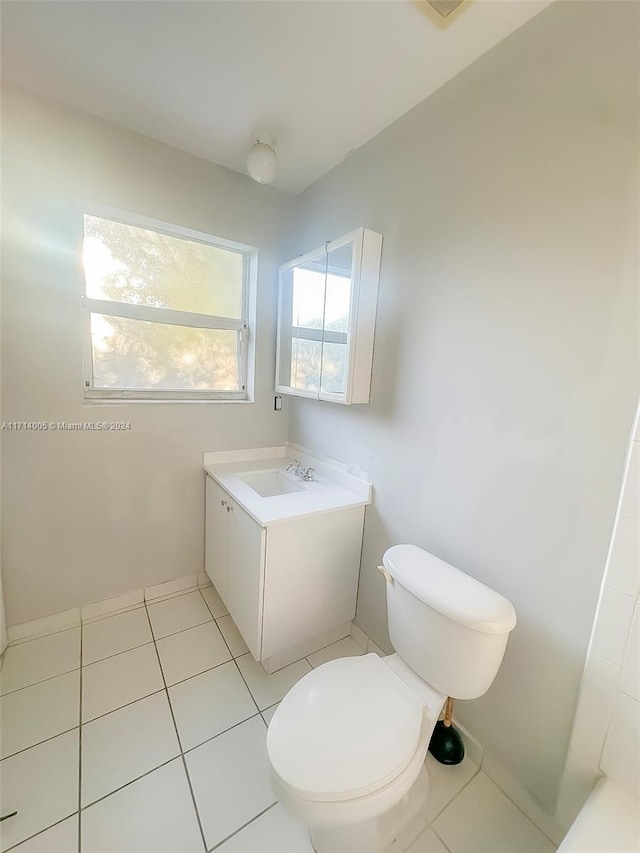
[350,622,368,651]
[451,719,484,768]
[7,573,204,644]
[8,608,81,644]
[145,574,198,603]
[81,590,144,623]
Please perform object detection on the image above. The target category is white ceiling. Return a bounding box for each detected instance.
[1,0,552,194]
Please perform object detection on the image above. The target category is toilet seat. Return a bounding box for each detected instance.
[267,653,426,803]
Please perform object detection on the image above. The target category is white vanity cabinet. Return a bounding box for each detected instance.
[205,476,265,658]
[204,474,365,663]
[205,476,230,601]
[276,227,382,405]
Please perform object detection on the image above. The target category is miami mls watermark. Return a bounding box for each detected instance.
[2,421,132,431]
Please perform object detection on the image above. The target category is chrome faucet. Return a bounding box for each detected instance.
[286,459,315,482]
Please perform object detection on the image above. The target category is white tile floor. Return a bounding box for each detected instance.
[0,587,557,852]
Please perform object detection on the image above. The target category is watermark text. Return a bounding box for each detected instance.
[2,421,132,431]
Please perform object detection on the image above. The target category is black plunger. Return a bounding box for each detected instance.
[428,697,465,765]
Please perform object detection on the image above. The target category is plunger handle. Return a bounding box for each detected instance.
[443,696,455,727]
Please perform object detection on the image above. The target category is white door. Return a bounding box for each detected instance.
[204,477,229,605]
[226,501,265,660]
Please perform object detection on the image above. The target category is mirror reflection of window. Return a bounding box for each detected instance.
[321,244,352,396]
[292,261,325,330]
[291,256,327,393]
[324,244,352,332]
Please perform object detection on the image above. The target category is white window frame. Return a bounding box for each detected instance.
[79,202,257,402]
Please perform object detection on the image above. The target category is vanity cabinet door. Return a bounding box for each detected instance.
[226,500,266,660]
[204,476,229,604]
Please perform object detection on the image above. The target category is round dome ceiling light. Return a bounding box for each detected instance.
[247,132,277,185]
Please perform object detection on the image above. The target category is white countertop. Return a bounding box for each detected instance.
[203,445,372,527]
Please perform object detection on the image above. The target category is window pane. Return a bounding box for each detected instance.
[291,338,322,393]
[90,314,240,391]
[83,215,244,319]
[320,342,348,395]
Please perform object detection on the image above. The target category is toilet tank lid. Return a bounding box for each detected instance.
[382,545,517,634]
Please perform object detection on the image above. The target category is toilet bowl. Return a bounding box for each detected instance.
[268,652,446,851]
[267,544,517,853]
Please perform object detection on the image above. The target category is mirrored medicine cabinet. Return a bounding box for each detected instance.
[275,227,382,405]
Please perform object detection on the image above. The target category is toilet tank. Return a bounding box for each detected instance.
[382,545,516,700]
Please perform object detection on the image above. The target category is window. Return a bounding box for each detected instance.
[80,205,255,401]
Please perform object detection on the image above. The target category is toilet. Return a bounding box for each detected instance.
[267,544,517,853]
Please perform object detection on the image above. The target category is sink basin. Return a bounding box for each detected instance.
[237,469,306,498]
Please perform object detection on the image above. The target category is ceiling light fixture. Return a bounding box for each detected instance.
[247,132,277,185]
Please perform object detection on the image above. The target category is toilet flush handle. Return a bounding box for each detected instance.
[377,564,393,584]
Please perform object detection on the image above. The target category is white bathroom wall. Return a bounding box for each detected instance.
[0,264,5,654]
[1,84,294,625]
[557,408,640,826]
[289,1,640,812]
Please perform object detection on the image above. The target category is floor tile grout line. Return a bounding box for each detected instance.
[426,763,481,824]
[260,700,279,724]
[84,607,221,665]
[79,603,145,627]
[79,754,180,813]
[0,663,81,698]
[142,601,209,853]
[206,608,264,720]
[81,639,156,671]
[83,636,153,669]
[303,633,358,665]
[0,724,80,763]
[145,586,203,607]
[84,664,262,756]
[429,822,454,853]
[198,588,229,621]
[208,801,278,851]
[81,687,166,727]
[473,771,561,847]
[231,658,263,717]
[181,712,263,758]
[84,621,230,675]
[150,615,214,644]
[6,623,83,648]
[178,752,209,853]
[2,810,79,853]
[162,654,237,689]
[428,766,558,849]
